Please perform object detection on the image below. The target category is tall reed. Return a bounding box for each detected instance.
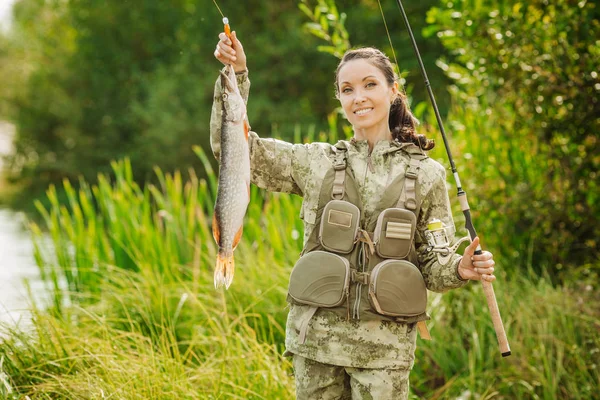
[1,141,598,399]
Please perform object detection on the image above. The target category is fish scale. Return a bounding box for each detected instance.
[212,63,251,289]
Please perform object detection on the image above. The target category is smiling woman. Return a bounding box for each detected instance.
[213,33,497,399]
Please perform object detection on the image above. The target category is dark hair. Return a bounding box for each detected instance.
[335,47,435,151]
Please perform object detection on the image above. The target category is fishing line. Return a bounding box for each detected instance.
[376,0,407,97]
[211,0,225,18]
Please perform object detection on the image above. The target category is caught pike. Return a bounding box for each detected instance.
[212,61,251,289]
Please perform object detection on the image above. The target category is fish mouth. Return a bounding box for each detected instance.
[219,65,238,93]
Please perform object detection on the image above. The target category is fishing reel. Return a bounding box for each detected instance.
[424,219,471,265]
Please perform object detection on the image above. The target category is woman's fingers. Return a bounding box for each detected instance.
[214,33,238,64]
[458,246,498,282]
[218,32,231,44]
[218,39,235,55]
[214,46,236,64]
[473,256,495,276]
[214,46,233,63]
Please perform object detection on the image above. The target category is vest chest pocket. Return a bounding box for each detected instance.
[373,208,416,259]
[318,200,360,254]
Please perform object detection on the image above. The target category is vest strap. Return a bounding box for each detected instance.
[357,229,375,255]
[331,146,348,200]
[298,306,319,344]
[417,320,432,340]
[397,156,424,210]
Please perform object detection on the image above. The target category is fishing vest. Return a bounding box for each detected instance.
[287,140,432,343]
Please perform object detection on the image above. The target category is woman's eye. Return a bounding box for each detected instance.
[342,87,352,93]
[366,82,376,88]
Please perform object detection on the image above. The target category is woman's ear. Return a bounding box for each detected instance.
[391,81,400,102]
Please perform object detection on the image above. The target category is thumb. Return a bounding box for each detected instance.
[232,31,243,48]
[464,236,480,258]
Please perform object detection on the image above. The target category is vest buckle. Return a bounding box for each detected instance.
[333,160,346,171]
[405,169,418,179]
[351,270,369,285]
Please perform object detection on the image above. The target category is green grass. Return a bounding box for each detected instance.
[1,148,598,399]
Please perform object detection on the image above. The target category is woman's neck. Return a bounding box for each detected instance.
[353,122,393,152]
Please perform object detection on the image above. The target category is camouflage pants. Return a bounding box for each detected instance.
[292,355,410,400]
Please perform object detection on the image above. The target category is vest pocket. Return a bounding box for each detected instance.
[373,208,416,259]
[288,250,350,308]
[368,259,427,317]
[318,200,360,254]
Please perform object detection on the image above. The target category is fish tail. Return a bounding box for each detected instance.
[214,251,235,290]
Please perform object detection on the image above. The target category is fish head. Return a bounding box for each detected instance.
[219,65,247,124]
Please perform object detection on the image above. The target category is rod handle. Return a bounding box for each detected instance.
[482,279,511,356]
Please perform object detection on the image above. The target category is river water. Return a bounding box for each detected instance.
[0,208,48,329]
[0,121,49,330]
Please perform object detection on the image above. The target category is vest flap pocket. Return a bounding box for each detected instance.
[374,208,416,259]
[369,259,427,317]
[319,200,360,254]
[288,251,350,308]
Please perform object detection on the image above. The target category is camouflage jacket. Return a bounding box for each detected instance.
[210,69,468,369]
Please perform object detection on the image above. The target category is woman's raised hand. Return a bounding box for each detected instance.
[214,31,247,73]
[457,237,497,282]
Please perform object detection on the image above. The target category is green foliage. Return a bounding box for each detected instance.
[299,0,351,58]
[0,0,449,207]
[426,0,599,280]
[2,0,599,397]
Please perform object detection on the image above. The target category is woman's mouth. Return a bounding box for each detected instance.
[354,107,373,116]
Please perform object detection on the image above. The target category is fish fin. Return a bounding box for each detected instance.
[212,214,220,243]
[232,225,244,249]
[214,252,235,289]
[243,119,250,140]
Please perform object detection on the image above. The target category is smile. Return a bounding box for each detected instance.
[354,108,373,116]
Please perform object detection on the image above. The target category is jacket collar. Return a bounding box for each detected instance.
[344,137,426,156]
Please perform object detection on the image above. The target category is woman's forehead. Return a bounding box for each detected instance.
[338,59,385,84]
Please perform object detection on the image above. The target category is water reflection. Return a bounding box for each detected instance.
[0,208,48,330]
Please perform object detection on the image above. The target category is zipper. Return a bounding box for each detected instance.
[367,154,375,173]
[363,153,374,184]
[353,241,370,319]
[354,149,374,320]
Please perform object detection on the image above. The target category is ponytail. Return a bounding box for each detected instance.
[389,93,435,151]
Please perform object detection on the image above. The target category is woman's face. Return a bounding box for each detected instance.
[337,59,398,134]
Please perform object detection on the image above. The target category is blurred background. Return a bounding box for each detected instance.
[0,0,598,398]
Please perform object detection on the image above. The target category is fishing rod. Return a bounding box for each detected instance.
[393,0,511,357]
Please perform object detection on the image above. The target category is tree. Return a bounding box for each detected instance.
[428,0,599,279]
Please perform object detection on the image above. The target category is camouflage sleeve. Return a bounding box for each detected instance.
[209,69,310,196]
[415,164,469,292]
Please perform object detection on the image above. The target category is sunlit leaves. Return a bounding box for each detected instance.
[428,0,599,280]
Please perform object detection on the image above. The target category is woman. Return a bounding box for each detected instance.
[212,31,496,400]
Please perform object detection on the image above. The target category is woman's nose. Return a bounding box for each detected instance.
[353,90,367,103]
